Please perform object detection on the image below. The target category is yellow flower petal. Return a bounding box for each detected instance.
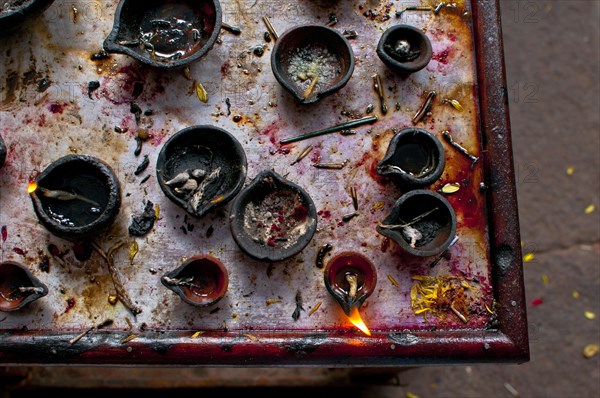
[584,311,596,320]
[583,344,599,359]
[585,204,595,215]
[523,253,535,262]
[566,166,574,175]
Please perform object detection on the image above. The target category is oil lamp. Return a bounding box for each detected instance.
[0,261,48,312]
[156,125,247,218]
[271,25,355,104]
[0,134,6,168]
[324,252,377,336]
[377,24,432,76]
[29,155,121,242]
[377,190,457,257]
[377,128,446,188]
[230,170,318,262]
[104,0,222,69]
[161,255,228,307]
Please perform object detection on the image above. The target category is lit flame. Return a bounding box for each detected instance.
[348,306,371,336]
[27,180,38,194]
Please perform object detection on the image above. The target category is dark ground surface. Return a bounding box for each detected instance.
[1,1,599,397]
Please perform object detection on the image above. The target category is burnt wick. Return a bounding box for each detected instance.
[37,187,99,206]
[346,273,358,298]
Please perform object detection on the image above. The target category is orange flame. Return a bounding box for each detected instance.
[348,306,371,336]
[27,180,38,194]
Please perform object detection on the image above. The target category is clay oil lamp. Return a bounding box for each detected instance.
[376,128,445,188]
[271,25,355,104]
[230,170,317,262]
[0,134,6,168]
[161,255,228,307]
[156,125,247,218]
[324,252,377,336]
[104,0,222,69]
[377,25,432,76]
[377,190,456,257]
[0,261,48,312]
[28,155,121,242]
[0,0,54,34]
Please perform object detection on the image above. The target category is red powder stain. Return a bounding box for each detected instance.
[221,61,231,76]
[65,297,76,313]
[317,210,331,219]
[432,48,451,65]
[447,32,457,42]
[13,247,26,256]
[337,221,345,227]
[48,103,65,114]
[443,160,485,231]
[366,157,388,186]
[1,226,6,242]
[531,298,543,307]
[37,114,46,127]
[310,149,321,163]
[380,237,390,253]
[263,122,289,154]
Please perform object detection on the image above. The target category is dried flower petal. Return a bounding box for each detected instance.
[584,310,596,320]
[583,344,599,359]
[155,204,160,219]
[585,204,595,214]
[242,333,258,341]
[372,201,385,211]
[406,393,420,398]
[572,290,580,299]
[195,81,208,103]
[541,274,549,284]
[523,253,535,262]
[566,166,574,175]
[308,302,322,316]
[183,67,193,81]
[388,274,399,287]
[129,241,138,265]
[446,99,463,111]
[440,182,461,194]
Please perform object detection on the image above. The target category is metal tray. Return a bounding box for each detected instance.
[0,0,528,365]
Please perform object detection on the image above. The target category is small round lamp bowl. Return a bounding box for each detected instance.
[29,155,121,242]
[376,190,456,257]
[271,25,355,104]
[377,24,432,76]
[156,125,247,218]
[323,251,377,316]
[0,134,6,168]
[0,0,54,34]
[230,170,318,262]
[103,0,222,69]
[377,128,445,188]
[161,255,228,307]
[0,261,48,312]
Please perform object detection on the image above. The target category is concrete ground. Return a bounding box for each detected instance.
[1,1,599,397]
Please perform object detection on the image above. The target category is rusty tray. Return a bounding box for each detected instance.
[0,0,528,365]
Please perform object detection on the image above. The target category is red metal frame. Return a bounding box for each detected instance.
[0,0,529,366]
